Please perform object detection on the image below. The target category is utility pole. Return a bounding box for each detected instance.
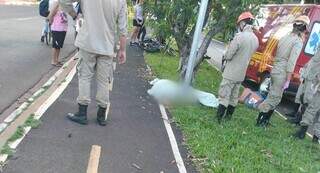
[184,0,209,85]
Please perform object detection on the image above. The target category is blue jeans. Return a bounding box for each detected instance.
[41,19,50,36]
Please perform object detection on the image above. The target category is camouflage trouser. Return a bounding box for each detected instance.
[301,92,320,138]
[295,79,313,105]
[76,49,113,108]
[218,78,241,107]
[259,74,286,113]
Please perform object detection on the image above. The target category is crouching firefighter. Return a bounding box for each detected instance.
[293,49,320,144]
[216,12,259,123]
[256,15,310,127]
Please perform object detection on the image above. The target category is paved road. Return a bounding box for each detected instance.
[3,45,196,173]
[0,4,75,118]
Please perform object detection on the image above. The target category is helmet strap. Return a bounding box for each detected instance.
[239,21,247,32]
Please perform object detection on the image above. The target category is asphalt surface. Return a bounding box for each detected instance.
[0,4,75,117]
[3,46,196,173]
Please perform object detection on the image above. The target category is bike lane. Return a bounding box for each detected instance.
[2,46,196,173]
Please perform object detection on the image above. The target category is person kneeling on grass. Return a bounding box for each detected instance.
[48,0,68,67]
[216,12,258,123]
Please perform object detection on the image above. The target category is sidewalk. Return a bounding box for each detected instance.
[2,46,195,172]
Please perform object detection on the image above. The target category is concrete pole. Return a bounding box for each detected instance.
[184,0,209,85]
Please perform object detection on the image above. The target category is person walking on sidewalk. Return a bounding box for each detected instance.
[40,0,56,42]
[216,12,258,123]
[292,49,320,144]
[256,15,310,127]
[130,0,144,45]
[59,0,127,126]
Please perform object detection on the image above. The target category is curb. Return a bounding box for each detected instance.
[0,57,73,135]
[0,55,78,164]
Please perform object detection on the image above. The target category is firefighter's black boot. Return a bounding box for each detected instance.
[293,125,308,139]
[67,104,88,125]
[97,106,107,126]
[287,111,303,125]
[216,104,227,123]
[287,104,306,125]
[256,110,274,127]
[256,112,266,126]
[225,105,235,121]
[286,103,300,117]
[312,135,319,144]
[261,110,274,127]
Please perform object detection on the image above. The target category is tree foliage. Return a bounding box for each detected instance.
[145,0,283,81]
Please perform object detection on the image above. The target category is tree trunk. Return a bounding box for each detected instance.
[193,19,225,73]
[178,43,191,78]
[179,17,225,83]
[178,1,213,80]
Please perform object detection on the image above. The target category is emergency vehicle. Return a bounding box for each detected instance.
[246,4,320,96]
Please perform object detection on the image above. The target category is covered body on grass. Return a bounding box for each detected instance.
[147,78,219,107]
[145,52,320,172]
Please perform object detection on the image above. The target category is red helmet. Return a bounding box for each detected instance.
[237,12,254,24]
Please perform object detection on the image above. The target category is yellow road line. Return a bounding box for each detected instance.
[86,145,102,173]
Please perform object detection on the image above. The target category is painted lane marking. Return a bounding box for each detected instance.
[1,54,75,132]
[0,57,77,164]
[275,111,313,138]
[86,145,102,173]
[105,103,110,121]
[34,64,76,120]
[159,105,187,173]
[15,17,37,21]
[109,78,114,91]
[0,17,38,23]
[8,126,31,149]
[113,62,117,71]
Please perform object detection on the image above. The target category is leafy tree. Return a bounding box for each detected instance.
[304,0,320,3]
[145,0,283,82]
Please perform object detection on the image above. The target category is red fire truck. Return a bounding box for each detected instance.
[246,4,320,96]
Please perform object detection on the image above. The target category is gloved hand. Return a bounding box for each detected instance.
[282,81,290,91]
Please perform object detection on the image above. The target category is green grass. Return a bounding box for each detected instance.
[7,126,24,143]
[24,114,41,129]
[0,114,41,156]
[145,52,320,173]
[0,144,13,155]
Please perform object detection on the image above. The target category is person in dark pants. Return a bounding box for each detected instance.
[130,0,144,45]
[137,22,146,43]
[48,0,68,67]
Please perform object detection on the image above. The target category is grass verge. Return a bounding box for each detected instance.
[145,52,320,173]
[1,114,41,156]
